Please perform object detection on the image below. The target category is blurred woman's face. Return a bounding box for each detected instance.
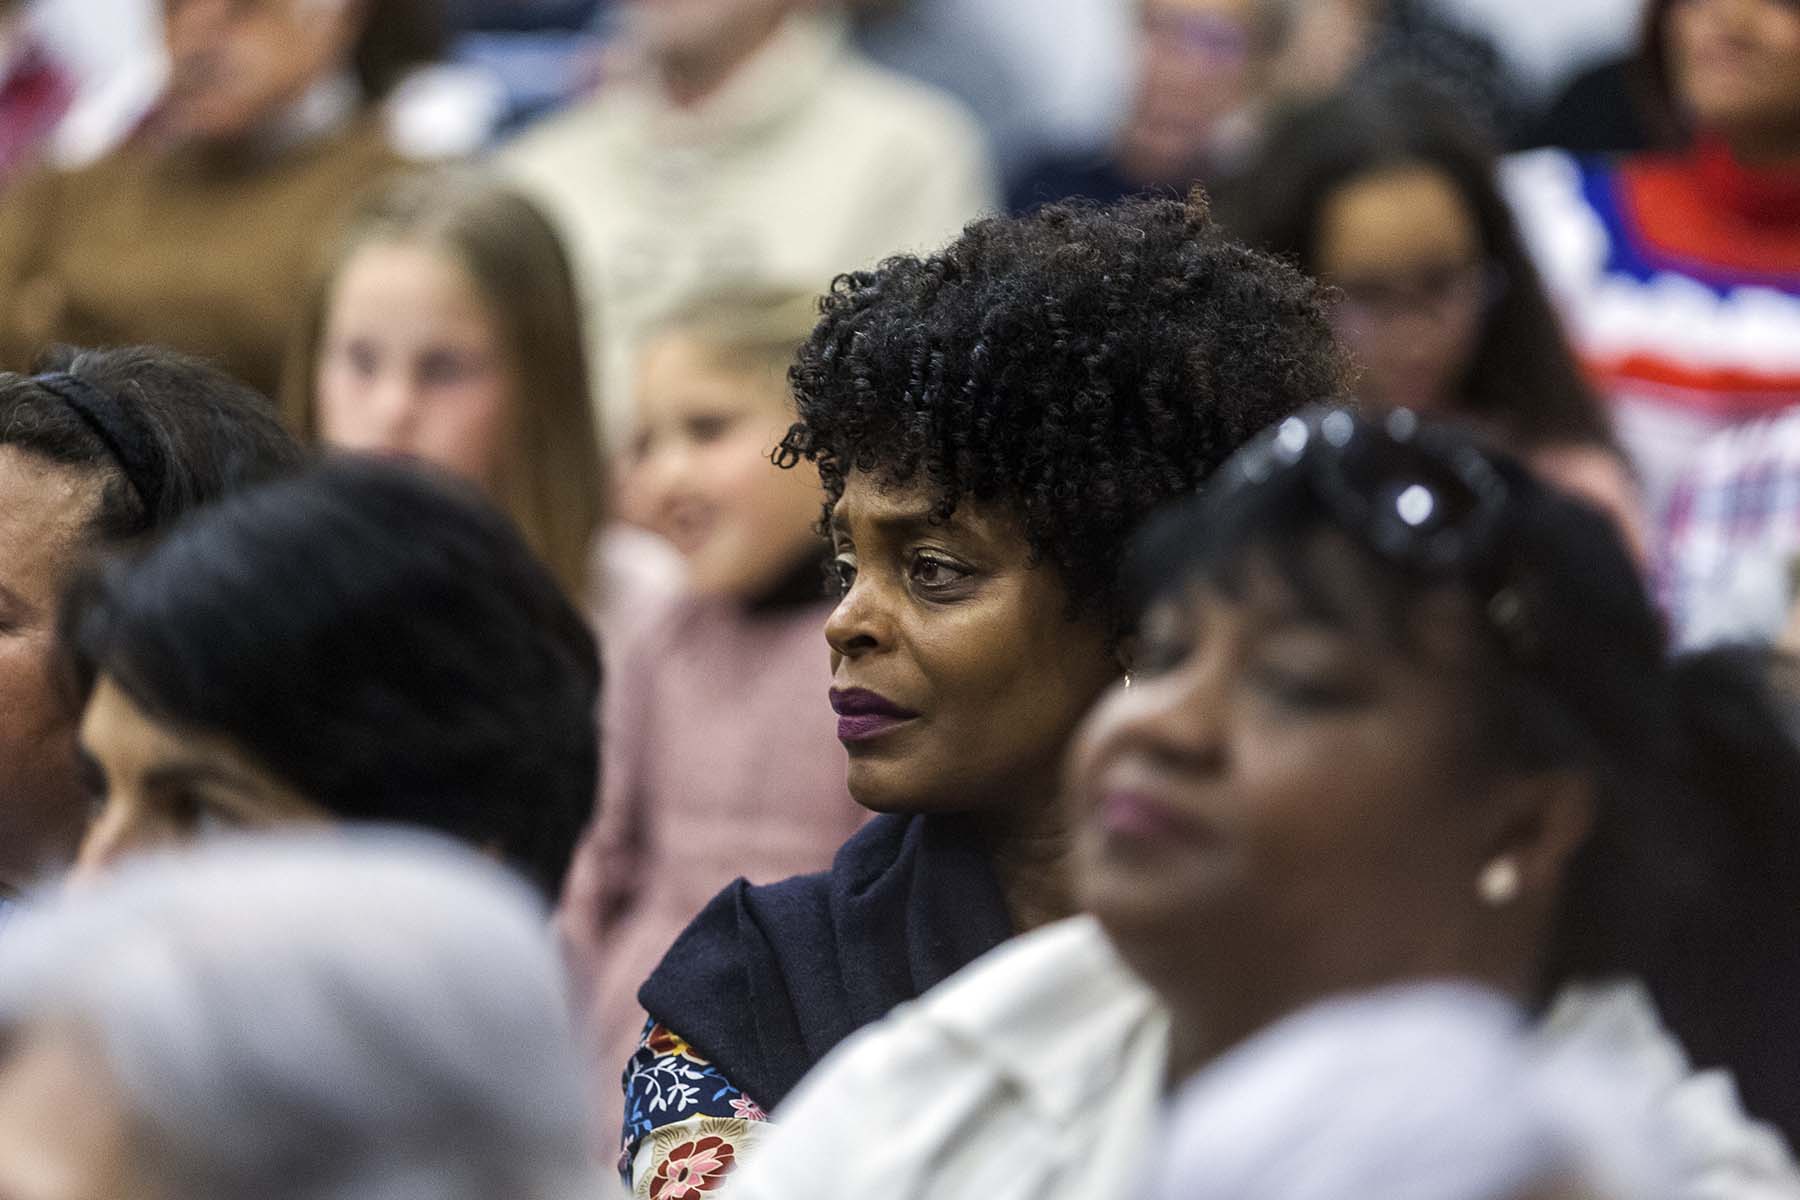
[0,449,99,892]
[823,472,1118,817]
[1669,0,1800,152]
[73,676,326,879]
[316,241,515,494]
[0,1026,140,1200]
[1069,536,1521,1013]
[624,335,823,598]
[161,0,363,145]
[1315,165,1487,416]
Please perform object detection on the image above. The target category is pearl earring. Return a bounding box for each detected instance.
[1477,857,1522,907]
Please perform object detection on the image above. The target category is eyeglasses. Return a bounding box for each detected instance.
[1331,261,1504,331]
[1142,9,1254,62]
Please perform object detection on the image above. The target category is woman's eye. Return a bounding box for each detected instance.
[908,553,972,594]
[193,804,244,838]
[1250,667,1361,712]
[685,413,735,444]
[830,554,858,596]
[1133,634,1193,676]
[1131,603,1194,674]
[344,341,378,377]
[419,352,477,387]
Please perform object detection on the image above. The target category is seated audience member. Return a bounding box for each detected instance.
[1009,0,1521,215]
[62,456,601,903]
[1009,0,1289,213]
[497,0,997,435]
[0,346,302,922]
[1148,985,1676,1200]
[282,168,606,608]
[569,288,862,1145]
[0,0,444,395]
[1266,0,1524,144]
[0,832,600,1200]
[1505,0,1800,529]
[1228,81,1645,558]
[722,408,1800,1199]
[0,0,73,190]
[618,194,1341,1192]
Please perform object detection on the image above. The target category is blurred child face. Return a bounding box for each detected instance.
[1669,0,1800,153]
[0,1026,140,1200]
[626,334,823,599]
[1315,165,1488,415]
[161,0,363,144]
[73,677,327,881]
[316,241,515,494]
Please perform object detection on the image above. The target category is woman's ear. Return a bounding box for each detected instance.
[1480,770,1596,908]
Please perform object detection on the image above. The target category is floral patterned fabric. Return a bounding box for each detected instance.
[621,1019,770,1196]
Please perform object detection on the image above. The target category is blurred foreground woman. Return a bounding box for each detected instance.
[0,832,600,1200]
[723,408,1800,1199]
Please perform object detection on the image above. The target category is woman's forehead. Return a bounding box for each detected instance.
[0,449,103,601]
[1172,532,1487,667]
[832,473,1021,542]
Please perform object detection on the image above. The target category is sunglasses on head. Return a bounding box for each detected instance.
[1221,406,1536,653]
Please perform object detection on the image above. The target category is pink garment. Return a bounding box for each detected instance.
[558,589,864,1152]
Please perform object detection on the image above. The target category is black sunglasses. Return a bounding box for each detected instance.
[1221,406,1536,653]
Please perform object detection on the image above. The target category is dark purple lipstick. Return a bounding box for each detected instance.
[829,688,919,743]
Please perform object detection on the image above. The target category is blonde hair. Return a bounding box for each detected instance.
[282,168,605,603]
[644,286,824,404]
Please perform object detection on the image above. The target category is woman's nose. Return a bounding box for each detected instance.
[824,573,894,660]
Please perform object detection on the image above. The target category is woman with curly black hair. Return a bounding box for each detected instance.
[615,194,1342,1195]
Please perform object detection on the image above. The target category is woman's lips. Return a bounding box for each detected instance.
[829,688,919,744]
[1095,787,1209,845]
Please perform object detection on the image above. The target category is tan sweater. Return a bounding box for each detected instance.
[0,118,398,394]
[498,14,998,436]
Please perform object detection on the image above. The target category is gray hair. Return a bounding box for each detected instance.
[0,830,599,1200]
[1148,983,1677,1200]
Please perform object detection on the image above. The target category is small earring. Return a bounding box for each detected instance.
[1477,857,1522,908]
[1122,671,1135,690]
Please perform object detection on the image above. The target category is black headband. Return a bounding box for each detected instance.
[34,372,165,519]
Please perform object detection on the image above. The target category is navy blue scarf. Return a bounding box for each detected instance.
[637,812,1015,1110]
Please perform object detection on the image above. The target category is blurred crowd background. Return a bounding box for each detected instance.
[4,0,1800,1197]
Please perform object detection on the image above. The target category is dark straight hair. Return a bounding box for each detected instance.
[1126,415,1800,1142]
[60,456,601,900]
[1224,79,1616,452]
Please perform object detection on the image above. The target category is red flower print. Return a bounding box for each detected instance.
[648,1135,737,1199]
[646,1024,697,1059]
[730,1095,768,1122]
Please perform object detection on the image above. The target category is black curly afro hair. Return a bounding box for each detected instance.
[775,192,1346,631]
